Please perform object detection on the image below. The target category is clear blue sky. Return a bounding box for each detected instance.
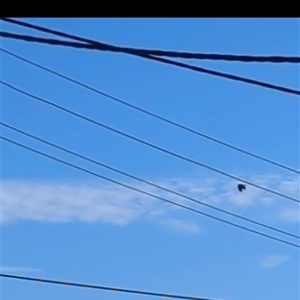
[1,18,299,300]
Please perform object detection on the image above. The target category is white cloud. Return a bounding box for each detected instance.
[278,178,300,195]
[1,180,158,225]
[1,173,299,230]
[1,266,43,274]
[260,255,289,269]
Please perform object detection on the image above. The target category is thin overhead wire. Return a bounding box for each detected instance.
[2,121,298,239]
[1,80,299,204]
[0,273,220,300]
[0,20,299,96]
[1,135,299,249]
[1,47,298,175]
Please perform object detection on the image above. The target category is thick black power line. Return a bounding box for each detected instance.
[1,29,299,63]
[2,121,298,240]
[1,135,299,249]
[0,273,219,300]
[1,19,299,96]
[1,31,299,98]
[1,80,299,204]
[2,48,299,175]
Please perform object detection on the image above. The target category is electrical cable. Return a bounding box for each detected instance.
[1,80,299,204]
[0,19,299,96]
[1,135,299,248]
[1,47,298,175]
[2,121,298,239]
[2,16,300,65]
[0,30,299,63]
[0,273,222,300]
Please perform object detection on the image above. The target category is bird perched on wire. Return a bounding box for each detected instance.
[237,184,246,192]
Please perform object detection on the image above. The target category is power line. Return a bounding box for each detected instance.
[1,135,299,249]
[1,29,299,63]
[0,273,220,300]
[2,121,298,240]
[1,80,299,204]
[1,48,298,175]
[1,30,299,97]
[0,20,299,96]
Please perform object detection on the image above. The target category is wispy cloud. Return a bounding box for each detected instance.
[260,255,289,269]
[1,180,158,225]
[1,173,299,231]
[278,178,300,195]
[1,266,43,274]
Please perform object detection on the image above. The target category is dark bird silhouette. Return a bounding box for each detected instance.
[237,184,246,192]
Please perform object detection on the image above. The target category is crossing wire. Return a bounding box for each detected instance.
[1,29,300,63]
[0,18,299,96]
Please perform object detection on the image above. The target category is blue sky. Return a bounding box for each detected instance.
[1,18,299,300]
